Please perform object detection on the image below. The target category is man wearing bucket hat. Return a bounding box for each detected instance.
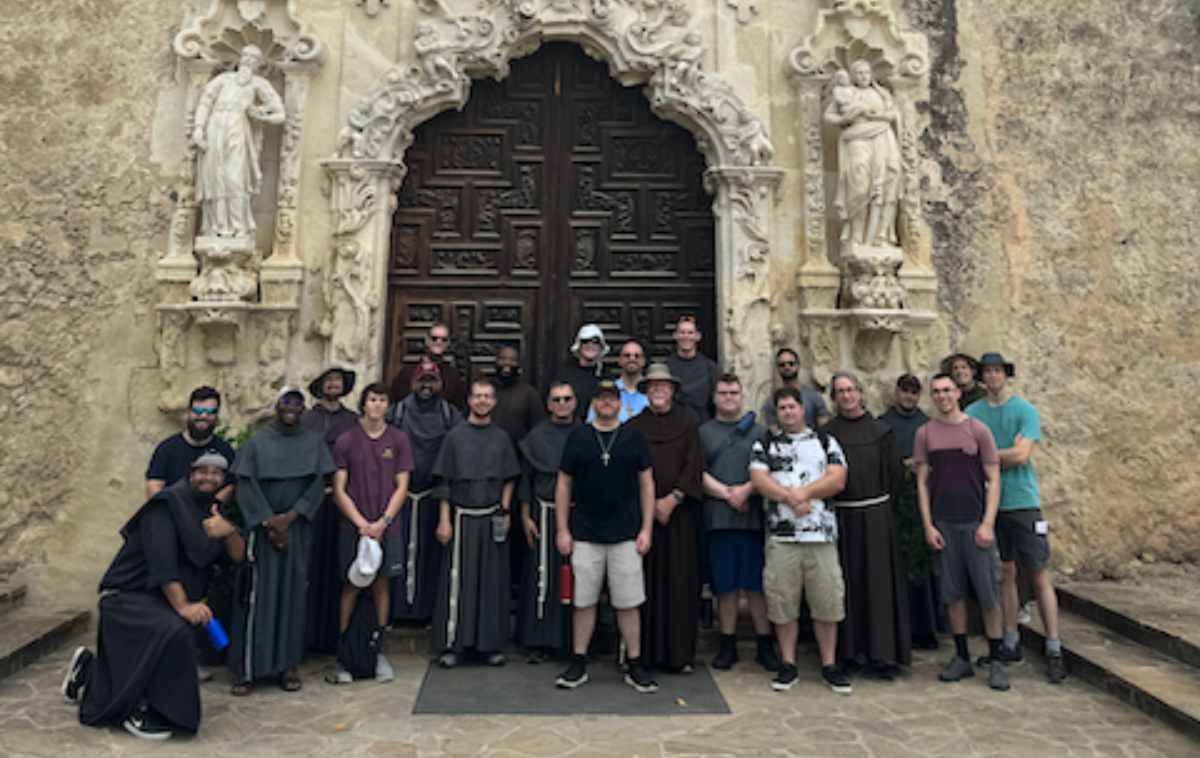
[64,453,246,740]
[555,323,611,422]
[227,386,336,696]
[966,353,1067,684]
[301,366,360,655]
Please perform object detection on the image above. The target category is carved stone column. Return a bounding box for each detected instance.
[705,166,783,407]
[262,64,315,307]
[320,159,406,386]
[793,73,841,313]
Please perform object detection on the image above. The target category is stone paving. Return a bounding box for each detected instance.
[1,634,1196,758]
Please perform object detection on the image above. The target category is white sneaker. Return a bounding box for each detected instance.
[1017,604,1032,625]
[375,653,394,683]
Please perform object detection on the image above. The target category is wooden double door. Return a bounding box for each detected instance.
[385,43,716,389]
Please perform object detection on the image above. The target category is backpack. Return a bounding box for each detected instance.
[337,591,382,680]
[387,398,453,431]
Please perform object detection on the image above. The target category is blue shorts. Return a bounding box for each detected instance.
[707,529,765,595]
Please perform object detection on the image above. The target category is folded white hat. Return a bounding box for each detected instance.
[348,536,383,588]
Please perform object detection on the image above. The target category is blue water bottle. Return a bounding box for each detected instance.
[206,617,230,651]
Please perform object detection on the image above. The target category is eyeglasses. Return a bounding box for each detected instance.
[191,407,218,416]
[549,396,575,403]
[581,337,602,345]
[832,387,861,395]
[279,397,304,408]
[619,352,644,359]
[429,335,450,343]
[776,361,797,368]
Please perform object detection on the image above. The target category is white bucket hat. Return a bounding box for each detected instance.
[347,536,383,588]
[570,323,610,359]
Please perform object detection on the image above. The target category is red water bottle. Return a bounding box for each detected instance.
[559,564,573,604]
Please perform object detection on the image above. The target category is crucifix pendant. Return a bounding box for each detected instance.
[601,452,611,468]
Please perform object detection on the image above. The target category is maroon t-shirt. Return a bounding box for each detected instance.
[332,425,415,538]
[913,416,999,523]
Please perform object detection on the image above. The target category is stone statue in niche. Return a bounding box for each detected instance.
[191,45,285,239]
[825,60,902,249]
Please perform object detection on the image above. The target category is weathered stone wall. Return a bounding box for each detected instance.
[901,0,1200,574]
[0,0,1196,600]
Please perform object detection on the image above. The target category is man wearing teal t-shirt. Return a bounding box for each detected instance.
[966,353,1066,684]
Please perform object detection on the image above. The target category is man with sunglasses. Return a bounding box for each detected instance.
[145,386,236,504]
[227,386,336,696]
[389,322,467,410]
[761,348,829,431]
[555,324,611,422]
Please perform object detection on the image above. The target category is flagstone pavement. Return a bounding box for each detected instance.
[1,634,1194,758]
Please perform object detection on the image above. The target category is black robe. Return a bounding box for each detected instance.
[628,405,704,670]
[428,422,521,654]
[824,413,911,667]
[80,481,228,734]
[229,423,335,679]
[514,418,578,651]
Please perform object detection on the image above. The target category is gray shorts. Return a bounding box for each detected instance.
[337,529,405,585]
[935,521,1001,610]
[572,540,646,609]
[996,509,1051,570]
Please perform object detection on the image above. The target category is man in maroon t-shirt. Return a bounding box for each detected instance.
[332,382,415,683]
[913,373,1008,691]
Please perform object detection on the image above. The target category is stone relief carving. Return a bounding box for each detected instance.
[357,0,390,18]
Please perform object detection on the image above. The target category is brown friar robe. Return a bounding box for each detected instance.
[628,404,704,670]
[824,412,911,668]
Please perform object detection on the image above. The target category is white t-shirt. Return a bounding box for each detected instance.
[750,430,846,543]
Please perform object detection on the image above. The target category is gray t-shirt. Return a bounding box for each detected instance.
[699,417,765,532]
[760,385,829,430]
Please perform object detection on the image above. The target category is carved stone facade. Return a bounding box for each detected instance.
[6,0,1198,587]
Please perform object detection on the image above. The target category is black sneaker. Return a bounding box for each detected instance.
[822,665,853,695]
[122,706,173,740]
[711,634,738,670]
[555,656,589,689]
[1046,651,1067,684]
[755,636,783,672]
[976,645,1023,667]
[624,658,658,693]
[62,647,92,703]
[771,663,798,691]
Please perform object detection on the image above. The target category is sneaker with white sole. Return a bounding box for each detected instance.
[62,647,92,703]
[375,653,394,683]
[822,665,853,695]
[122,707,173,740]
[555,656,589,689]
[624,658,658,693]
[771,663,799,691]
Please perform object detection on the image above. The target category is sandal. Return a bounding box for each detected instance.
[280,669,303,692]
[230,678,253,697]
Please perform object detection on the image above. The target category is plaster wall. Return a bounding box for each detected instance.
[0,0,1196,603]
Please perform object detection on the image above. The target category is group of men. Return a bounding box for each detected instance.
[62,314,1066,739]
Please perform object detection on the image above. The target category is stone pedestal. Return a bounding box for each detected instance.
[190,236,260,303]
[839,241,905,311]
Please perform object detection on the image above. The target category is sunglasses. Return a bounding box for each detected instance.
[279,397,305,408]
[549,396,575,403]
[776,361,797,368]
[677,314,696,324]
[581,337,602,345]
[429,335,450,343]
[620,352,644,359]
[191,407,218,416]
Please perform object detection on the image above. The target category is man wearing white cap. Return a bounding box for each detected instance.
[227,386,336,696]
[555,323,610,422]
[331,382,414,683]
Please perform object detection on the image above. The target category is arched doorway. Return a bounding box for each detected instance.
[383,43,717,388]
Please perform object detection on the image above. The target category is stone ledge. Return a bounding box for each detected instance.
[0,582,27,616]
[0,608,90,681]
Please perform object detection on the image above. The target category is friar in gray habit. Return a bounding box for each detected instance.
[429,379,521,668]
[228,385,336,695]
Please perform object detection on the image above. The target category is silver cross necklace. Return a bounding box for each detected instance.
[596,428,620,468]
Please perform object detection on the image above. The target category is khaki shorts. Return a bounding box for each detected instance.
[572,540,646,609]
[764,540,845,623]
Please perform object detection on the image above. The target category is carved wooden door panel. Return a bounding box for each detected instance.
[386,43,716,389]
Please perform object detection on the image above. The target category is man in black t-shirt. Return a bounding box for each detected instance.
[145,386,236,505]
[554,380,657,693]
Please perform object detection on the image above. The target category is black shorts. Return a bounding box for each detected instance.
[996,510,1051,571]
[337,529,405,585]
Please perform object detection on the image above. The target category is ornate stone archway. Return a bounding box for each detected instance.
[321,0,783,402]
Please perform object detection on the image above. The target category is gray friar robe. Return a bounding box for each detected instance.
[229,423,336,678]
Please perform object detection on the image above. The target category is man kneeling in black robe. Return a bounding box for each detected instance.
[63,453,245,740]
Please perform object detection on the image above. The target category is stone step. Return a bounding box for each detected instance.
[0,608,91,681]
[0,582,28,616]
[1023,606,1200,743]
[1058,583,1200,670]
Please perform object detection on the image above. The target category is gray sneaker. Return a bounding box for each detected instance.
[1046,652,1067,684]
[375,653,394,683]
[938,656,975,682]
[988,659,1011,691]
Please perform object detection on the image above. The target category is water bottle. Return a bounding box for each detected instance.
[206,617,230,651]
[559,564,573,605]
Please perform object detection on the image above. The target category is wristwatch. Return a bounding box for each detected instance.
[383,514,394,526]
[672,490,683,504]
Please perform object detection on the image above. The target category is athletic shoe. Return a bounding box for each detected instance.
[197,664,214,683]
[976,645,1023,667]
[62,647,92,702]
[938,656,975,682]
[375,653,394,683]
[755,636,783,672]
[712,634,738,670]
[1046,651,1068,684]
[525,649,551,664]
[988,659,1011,691]
[438,652,459,669]
[555,656,589,689]
[330,665,353,684]
[486,652,506,666]
[771,663,799,691]
[822,665,853,695]
[624,658,658,693]
[1017,603,1032,625]
[122,707,173,740]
